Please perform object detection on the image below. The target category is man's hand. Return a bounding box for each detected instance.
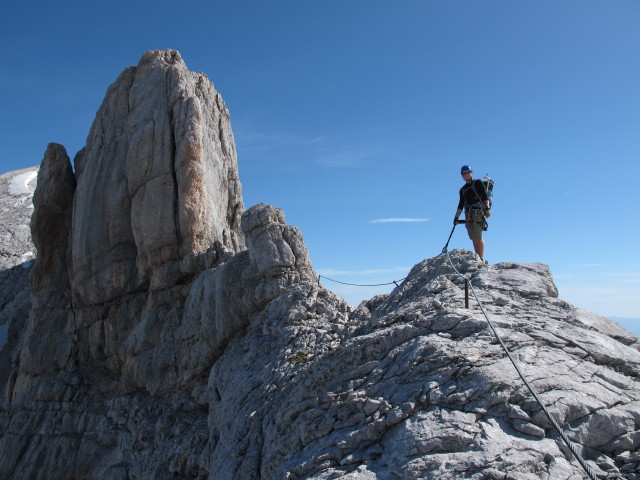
[484,208,491,218]
[454,216,459,225]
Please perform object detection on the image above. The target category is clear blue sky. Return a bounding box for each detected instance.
[1,0,639,325]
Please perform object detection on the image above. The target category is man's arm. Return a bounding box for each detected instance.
[454,208,463,224]
[455,188,465,224]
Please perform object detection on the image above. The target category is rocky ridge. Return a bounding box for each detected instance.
[0,50,639,479]
[0,166,39,406]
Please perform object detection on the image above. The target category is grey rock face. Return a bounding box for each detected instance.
[1,50,639,480]
[13,144,76,391]
[30,143,76,293]
[121,203,314,395]
[204,251,640,480]
[70,49,245,308]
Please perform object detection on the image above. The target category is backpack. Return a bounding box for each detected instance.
[481,177,495,208]
[470,176,495,231]
[469,176,495,208]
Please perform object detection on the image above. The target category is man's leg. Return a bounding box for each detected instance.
[466,212,485,260]
[472,238,484,259]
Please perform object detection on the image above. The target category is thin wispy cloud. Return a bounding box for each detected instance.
[313,140,384,168]
[370,218,430,223]
[236,124,381,169]
[314,151,367,168]
[236,130,328,152]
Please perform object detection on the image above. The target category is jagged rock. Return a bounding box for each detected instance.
[121,203,314,395]
[60,49,246,388]
[203,251,640,479]
[30,143,76,293]
[70,49,245,308]
[1,50,639,480]
[12,144,76,394]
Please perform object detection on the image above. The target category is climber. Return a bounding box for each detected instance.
[454,165,491,262]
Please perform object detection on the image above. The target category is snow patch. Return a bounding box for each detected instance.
[21,252,35,268]
[9,171,38,196]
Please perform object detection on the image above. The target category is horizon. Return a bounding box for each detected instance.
[1,1,638,328]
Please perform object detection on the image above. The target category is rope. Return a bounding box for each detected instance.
[444,251,599,480]
[318,275,405,288]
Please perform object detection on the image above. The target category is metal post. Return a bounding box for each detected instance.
[465,279,469,308]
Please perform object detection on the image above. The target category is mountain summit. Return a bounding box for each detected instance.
[1,50,639,480]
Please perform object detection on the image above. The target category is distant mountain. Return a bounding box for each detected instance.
[0,166,38,401]
[1,50,639,480]
[0,166,38,270]
[611,316,640,339]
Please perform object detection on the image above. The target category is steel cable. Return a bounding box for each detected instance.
[317,275,405,287]
[444,250,599,480]
[314,220,600,478]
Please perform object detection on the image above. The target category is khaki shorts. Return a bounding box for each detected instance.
[465,208,485,240]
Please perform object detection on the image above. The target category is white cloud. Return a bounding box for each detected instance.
[370,218,430,223]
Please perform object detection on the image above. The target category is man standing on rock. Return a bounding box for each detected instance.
[454,165,491,262]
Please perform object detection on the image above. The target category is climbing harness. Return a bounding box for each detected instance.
[464,205,487,232]
[459,174,494,232]
[442,242,598,480]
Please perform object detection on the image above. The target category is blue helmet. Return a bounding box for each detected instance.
[460,165,472,174]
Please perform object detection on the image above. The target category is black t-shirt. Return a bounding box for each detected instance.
[458,179,488,210]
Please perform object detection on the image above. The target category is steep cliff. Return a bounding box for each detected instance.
[0,50,639,480]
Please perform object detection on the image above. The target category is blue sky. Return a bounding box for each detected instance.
[1,1,639,331]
